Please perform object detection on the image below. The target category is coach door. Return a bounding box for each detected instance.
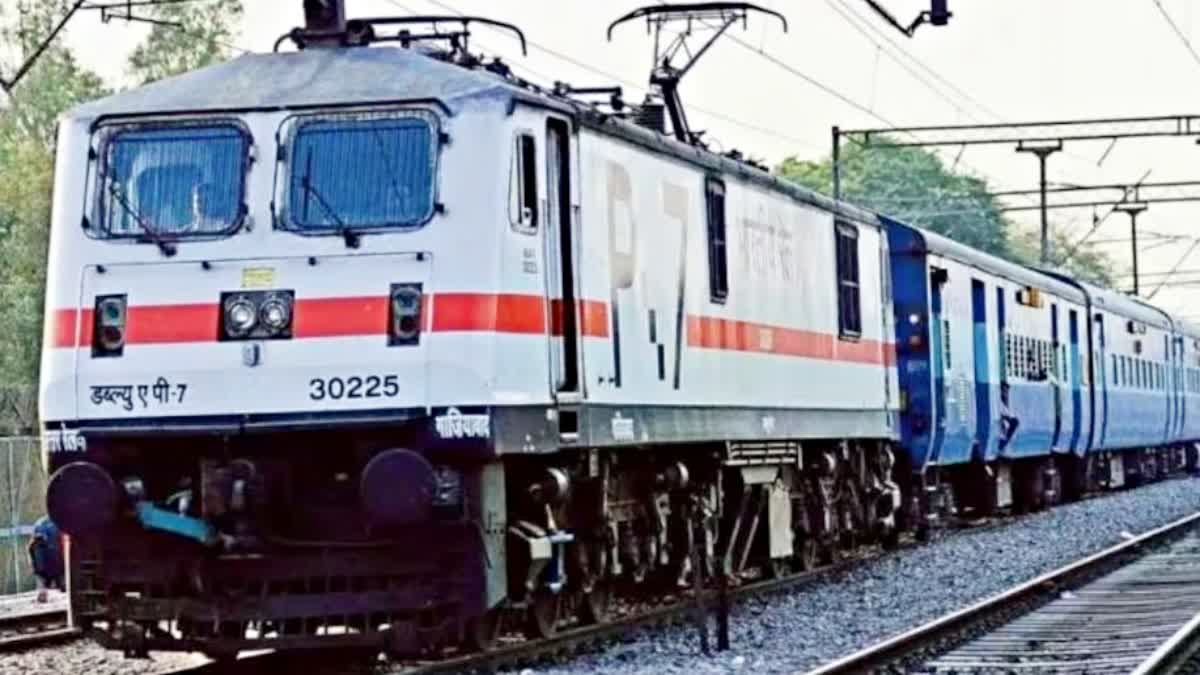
[1094,313,1109,448]
[545,117,581,399]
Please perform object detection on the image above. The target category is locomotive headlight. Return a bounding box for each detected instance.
[92,295,127,357]
[389,283,423,346]
[259,294,292,334]
[224,295,257,337]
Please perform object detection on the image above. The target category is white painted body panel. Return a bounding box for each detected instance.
[40,48,898,444]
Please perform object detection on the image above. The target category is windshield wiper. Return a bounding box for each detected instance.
[301,149,360,249]
[369,127,408,208]
[106,182,176,257]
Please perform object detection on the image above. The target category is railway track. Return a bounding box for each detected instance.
[808,510,1200,675]
[148,513,1097,674]
[0,606,78,652]
[390,538,924,675]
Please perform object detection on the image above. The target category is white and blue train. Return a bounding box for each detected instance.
[888,218,1198,517]
[36,8,1198,660]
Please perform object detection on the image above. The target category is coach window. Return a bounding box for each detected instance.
[942,319,952,371]
[705,178,728,303]
[510,133,538,232]
[835,220,861,337]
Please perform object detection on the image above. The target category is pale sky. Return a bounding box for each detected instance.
[30,0,1200,317]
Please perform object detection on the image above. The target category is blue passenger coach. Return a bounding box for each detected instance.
[1175,320,1200,446]
[887,216,1094,517]
[1045,275,1180,487]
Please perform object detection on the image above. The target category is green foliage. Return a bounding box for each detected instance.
[127,0,243,84]
[0,0,242,428]
[0,2,107,425]
[776,135,1116,287]
[1008,226,1115,287]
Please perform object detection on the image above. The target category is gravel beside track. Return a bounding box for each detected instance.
[0,641,207,675]
[0,592,206,675]
[521,476,1200,675]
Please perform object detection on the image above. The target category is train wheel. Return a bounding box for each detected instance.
[525,591,562,639]
[578,581,613,625]
[464,608,502,652]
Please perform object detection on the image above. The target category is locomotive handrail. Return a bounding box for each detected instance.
[345,16,528,56]
[275,15,527,55]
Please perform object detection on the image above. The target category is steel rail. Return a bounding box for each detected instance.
[1131,610,1200,674]
[0,608,79,652]
[395,542,920,675]
[805,509,1200,675]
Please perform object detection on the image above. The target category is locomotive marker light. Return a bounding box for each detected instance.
[92,294,127,357]
[389,283,423,345]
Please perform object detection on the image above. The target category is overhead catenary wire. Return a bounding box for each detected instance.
[1151,0,1200,70]
[390,0,823,152]
[823,0,991,123]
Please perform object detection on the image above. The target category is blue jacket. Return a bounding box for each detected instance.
[28,516,63,582]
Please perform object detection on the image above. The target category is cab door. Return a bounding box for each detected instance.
[544,117,581,399]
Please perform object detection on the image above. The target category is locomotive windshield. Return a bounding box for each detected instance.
[282,111,438,234]
[96,123,248,238]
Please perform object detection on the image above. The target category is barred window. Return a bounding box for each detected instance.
[942,319,952,372]
[98,122,248,238]
[705,178,728,303]
[285,112,438,232]
[836,221,861,337]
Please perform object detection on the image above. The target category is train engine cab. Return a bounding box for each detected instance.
[39,40,584,657]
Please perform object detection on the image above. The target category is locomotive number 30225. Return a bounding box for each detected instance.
[308,375,400,401]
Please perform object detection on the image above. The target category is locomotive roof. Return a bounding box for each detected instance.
[65,44,880,228]
[67,45,524,121]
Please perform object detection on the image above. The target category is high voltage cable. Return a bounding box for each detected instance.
[391,0,821,151]
[823,0,989,123]
[1151,0,1200,70]
[396,0,1043,203]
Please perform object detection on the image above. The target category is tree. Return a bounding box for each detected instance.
[1009,227,1115,287]
[775,136,1116,287]
[0,1,108,427]
[127,0,243,84]
[0,0,243,429]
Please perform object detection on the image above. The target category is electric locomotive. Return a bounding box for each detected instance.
[39,8,904,657]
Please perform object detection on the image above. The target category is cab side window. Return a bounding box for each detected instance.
[510,133,538,232]
[835,221,861,337]
[705,178,728,303]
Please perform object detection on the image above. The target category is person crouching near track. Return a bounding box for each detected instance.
[27,515,64,603]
